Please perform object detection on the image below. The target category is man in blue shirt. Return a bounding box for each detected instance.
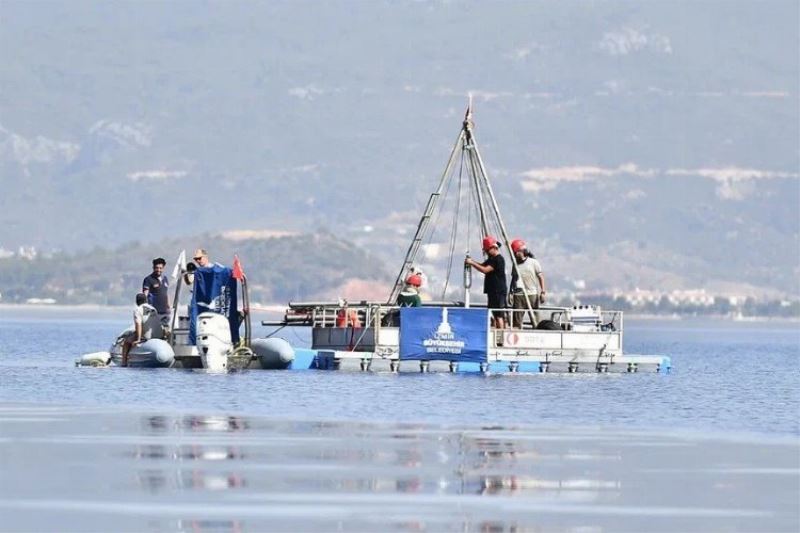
[142,257,171,324]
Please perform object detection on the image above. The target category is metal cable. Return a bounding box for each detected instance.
[442,149,465,299]
[419,155,459,301]
[468,161,483,247]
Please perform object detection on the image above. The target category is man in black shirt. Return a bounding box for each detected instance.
[142,257,171,324]
[465,236,507,329]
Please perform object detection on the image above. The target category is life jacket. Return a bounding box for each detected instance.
[397,288,421,307]
[335,308,361,328]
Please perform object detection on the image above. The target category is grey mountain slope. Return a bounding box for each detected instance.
[0,0,797,296]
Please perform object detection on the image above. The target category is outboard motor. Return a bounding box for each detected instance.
[196,312,233,371]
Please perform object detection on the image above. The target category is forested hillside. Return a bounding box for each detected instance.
[0,232,391,305]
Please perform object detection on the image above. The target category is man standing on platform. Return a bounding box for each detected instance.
[397,273,423,307]
[465,236,507,329]
[183,248,214,286]
[142,257,171,325]
[509,239,546,328]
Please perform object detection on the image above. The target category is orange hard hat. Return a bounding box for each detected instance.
[482,236,500,251]
[405,274,422,287]
[511,239,527,254]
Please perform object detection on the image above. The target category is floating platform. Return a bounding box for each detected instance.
[263,304,671,374]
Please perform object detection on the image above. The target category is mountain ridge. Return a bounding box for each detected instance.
[0,1,797,297]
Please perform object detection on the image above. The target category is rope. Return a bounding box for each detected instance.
[416,153,460,302]
[349,305,379,351]
[442,149,465,299]
[475,150,495,238]
[468,163,483,246]
[470,153,503,244]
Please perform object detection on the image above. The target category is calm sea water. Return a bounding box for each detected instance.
[0,307,798,532]
[0,308,797,436]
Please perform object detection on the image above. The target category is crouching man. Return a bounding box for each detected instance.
[121,293,163,367]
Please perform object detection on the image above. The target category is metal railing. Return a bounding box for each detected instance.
[547,309,623,332]
[283,302,624,334]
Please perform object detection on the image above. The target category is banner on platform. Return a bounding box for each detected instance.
[189,264,239,345]
[399,307,488,362]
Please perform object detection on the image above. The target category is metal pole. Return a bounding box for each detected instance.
[463,254,472,308]
[241,276,251,347]
[463,109,490,238]
[387,129,466,303]
[466,146,489,237]
[169,275,183,346]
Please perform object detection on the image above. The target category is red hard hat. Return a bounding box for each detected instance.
[482,236,499,251]
[511,239,527,254]
[405,274,422,287]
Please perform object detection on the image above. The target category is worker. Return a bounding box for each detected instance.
[509,239,546,328]
[397,274,423,307]
[121,293,163,367]
[465,236,507,329]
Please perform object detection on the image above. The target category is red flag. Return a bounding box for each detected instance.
[232,254,245,280]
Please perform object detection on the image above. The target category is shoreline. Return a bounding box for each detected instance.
[0,302,287,315]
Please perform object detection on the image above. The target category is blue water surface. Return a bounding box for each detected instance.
[0,308,798,436]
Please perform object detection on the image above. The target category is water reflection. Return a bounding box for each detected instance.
[136,468,246,493]
[477,475,621,496]
[182,470,246,491]
[178,519,244,533]
[137,469,167,492]
[130,444,244,461]
[478,523,523,533]
[144,415,250,433]
[128,414,623,524]
[4,406,792,532]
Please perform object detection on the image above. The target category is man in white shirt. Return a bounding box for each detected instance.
[121,293,163,366]
[509,239,546,328]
